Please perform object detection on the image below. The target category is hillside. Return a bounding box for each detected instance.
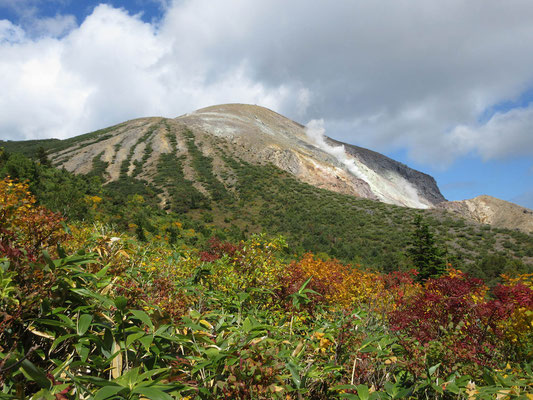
[0,106,532,280]
[25,104,444,209]
[4,104,531,235]
[439,195,533,233]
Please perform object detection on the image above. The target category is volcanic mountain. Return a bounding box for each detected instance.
[48,104,445,208]
[3,104,532,233]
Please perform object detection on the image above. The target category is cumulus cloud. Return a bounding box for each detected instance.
[0,4,303,140]
[30,14,77,37]
[0,19,25,43]
[447,105,533,161]
[0,0,533,170]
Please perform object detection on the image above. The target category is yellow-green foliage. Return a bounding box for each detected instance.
[209,234,288,295]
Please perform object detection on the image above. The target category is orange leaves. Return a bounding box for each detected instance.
[285,253,383,308]
[0,177,68,261]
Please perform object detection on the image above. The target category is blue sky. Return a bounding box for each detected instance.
[1,0,532,209]
[0,0,165,24]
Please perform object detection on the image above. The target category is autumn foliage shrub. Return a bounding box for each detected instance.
[281,253,383,309]
[389,269,533,377]
[0,178,68,304]
[0,178,67,263]
[206,234,288,298]
[199,236,241,262]
[492,274,533,357]
[115,274,191,322]
[0,178,70,374]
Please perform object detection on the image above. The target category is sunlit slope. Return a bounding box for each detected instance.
[45,104,445,209]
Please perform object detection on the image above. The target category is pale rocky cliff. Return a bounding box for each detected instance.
[439,195,533,233]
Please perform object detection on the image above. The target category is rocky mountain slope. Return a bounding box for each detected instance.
[1,104,532,271]
[3,103,531,233]
[439,195,533,233]
[47,104,445,209]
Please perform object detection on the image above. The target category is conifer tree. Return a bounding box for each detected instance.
[407,215,446,280]
[36,146,51,167]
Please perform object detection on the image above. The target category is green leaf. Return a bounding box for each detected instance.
[50,334,77,352]
[57,242,67,258]
[76,375,113,387]
[126,331,145,348]
[31,389,55,400]
[41,250,56,271]
[339,394,358,399]
[137,368,169,382]
[384,382,396,396]
[331,384,357,391]
[138,334,153,351]
[428,363,441,376]
[37,317,73,329]
[75,343,90,363]
[51,356,74,381]
[242,317,253,333]
[114,296,128,312]
[431,383,444,394]
[396,387,411,398]
[356,384,370,400]
[130,310,154,331]
[93,385,124,400]
[77,314,93,336]
[286,362,301,389]
[445,382,460,394]
[204,347,221,359]
[115,367,140,388]
[20,359,51,389]
[95,265,110,279]
[132,387,174,400]
[482,369,496,386]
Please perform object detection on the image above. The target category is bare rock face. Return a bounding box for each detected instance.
[331,139,445,206]
[50,103,445,209]
[438,195,533,233]
[176,104,443,207]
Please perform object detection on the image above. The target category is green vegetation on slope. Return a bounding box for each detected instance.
[0,122,127,159]
[1,135,531,283]
[184,129,231,203]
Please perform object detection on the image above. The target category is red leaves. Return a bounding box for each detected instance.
[381,269,418,289]
[493,282,533,308]
[199,237,242,262]
[388,271,533,373]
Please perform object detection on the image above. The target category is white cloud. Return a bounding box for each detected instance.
[30,14,77,37]
[0,0,533,170]
[0,4,301,140]
[447,105,533,161]
[0,19,25,43]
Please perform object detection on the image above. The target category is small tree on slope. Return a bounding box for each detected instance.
[407,214,446,281]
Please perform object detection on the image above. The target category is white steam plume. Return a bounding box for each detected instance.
[304,119,365,179]
[304,119,428,208]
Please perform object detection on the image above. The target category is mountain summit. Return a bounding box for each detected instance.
[51,104,445,209]
[9,103,529,232]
